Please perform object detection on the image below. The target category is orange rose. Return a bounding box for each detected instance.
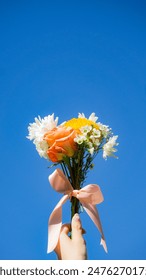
[44,127,77,162]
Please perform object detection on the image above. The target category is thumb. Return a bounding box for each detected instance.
[71,213,84,243]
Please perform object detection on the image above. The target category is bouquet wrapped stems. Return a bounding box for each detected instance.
[71,197,80,219]
[69,166,80,220]
[61,157,81,221]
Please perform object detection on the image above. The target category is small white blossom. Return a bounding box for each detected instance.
[92,128,101,138]
[103,135,119,159]
[98,122,111,138]
[27,113,58,158]
[87,141,93,149]
[80,125,92,134]
[89,135,95,141]
[94,139,100,146]
[74,135,87,145]
[89,135,100,148]
[88,147,94,155]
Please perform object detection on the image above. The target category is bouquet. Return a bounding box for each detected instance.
[27,112,118,253]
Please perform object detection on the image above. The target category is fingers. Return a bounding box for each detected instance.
[60,223,71,245]
[61,224,71,235]
[55,218,87,260]
[71,213,84,243]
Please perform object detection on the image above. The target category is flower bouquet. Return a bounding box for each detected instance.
[27,113,118,253]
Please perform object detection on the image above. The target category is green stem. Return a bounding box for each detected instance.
[63,157,81,236]
[71,197,79,219]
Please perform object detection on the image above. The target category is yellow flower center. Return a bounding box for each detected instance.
[64,118,99,130]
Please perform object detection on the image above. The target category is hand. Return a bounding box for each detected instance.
[55,213,87,260]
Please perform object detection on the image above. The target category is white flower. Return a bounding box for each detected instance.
[88,147,94,155]
[87,141,93,149]
[27,113,58,158]
[94,139,100,146]
[92,128,101,138]
[89,135,95,141]
[98,122,111,138]
[103,135,119,159]
[74,135,87,145]
[89,135,100,148]
[80,125,92,134]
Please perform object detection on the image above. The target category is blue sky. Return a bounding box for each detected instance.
[0,0,146,260]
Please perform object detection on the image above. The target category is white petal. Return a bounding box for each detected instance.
[78,112,86,118]
[89,112,98,122]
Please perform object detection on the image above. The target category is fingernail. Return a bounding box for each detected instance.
[74,213,80,221]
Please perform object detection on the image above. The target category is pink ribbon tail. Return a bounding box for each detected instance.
[83,203,108,253]
[47,194,69,253]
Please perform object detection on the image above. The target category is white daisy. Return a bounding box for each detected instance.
[103,135,119,159]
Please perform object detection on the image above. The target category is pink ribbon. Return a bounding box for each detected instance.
[47,168,107,253]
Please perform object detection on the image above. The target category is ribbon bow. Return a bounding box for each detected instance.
[47,168,107,253]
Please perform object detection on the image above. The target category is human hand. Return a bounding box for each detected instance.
[55,213,87,260]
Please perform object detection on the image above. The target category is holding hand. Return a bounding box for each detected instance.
[55,214,87,260]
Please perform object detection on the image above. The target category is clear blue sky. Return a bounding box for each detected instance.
[0,0,146,260]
